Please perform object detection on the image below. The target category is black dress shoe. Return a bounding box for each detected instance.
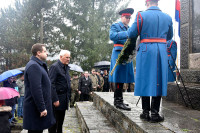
[115,103,131,111]
[150,114,164,123]
[114,100,129,106]
[140,113,150,121]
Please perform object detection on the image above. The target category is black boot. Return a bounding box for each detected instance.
[114,83,131,111]
[140,110,150,121]
[140,97,150,121]
[115,97,131,111]
[150,96,164,123]
[150,109,164,123]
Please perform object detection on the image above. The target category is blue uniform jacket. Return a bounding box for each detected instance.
[167,40,177,82]
[23,56,55,130]
[128,6,173,96]
[109,21,135,83]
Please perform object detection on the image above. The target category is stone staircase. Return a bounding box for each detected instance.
[76,101,118,133]
[76,92,200,133]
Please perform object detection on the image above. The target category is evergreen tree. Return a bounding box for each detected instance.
[0,0,130,71]
[0,0,55,70]
[48,0,130,70]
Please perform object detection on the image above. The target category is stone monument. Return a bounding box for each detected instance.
[166,0,200,110]
[181,0,200,81]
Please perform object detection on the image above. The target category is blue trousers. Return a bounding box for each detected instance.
[9,104,16,123]
[17,96,24,117]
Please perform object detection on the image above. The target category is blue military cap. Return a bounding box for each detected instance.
[119,8,134,16]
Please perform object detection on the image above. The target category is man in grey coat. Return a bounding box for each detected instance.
[23,43,55,133]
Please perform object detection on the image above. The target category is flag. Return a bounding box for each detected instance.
[175,0,180,37]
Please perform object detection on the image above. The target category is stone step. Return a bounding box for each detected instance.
[165,82,200,110]
[11,130,22,133]
[76,101,118,133]
[93,92,200,133]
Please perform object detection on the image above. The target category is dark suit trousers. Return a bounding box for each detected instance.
[48,110,66,133]
[80,93,90,101]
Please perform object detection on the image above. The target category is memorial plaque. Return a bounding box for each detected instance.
[192,0,200,53]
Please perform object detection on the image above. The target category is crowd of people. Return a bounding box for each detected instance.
[0,74,25,132]
[0,43,133,133]
[0,0,178,132]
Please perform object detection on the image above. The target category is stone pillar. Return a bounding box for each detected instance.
[181,0,200,83]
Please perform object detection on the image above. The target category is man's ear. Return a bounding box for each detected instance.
[36,51,41,56]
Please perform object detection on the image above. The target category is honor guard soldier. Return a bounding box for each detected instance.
[167,40,177,82]
[127,0,173,122]
[109,8,135,111]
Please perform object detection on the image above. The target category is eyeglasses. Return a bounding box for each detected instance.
[125,16,131,19]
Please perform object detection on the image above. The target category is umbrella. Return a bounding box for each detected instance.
[69,64,84,72]
[0,87,20,100]
[0,69,22,82]
[94,61,111,67]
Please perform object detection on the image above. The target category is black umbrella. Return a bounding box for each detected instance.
[69,64,84,72]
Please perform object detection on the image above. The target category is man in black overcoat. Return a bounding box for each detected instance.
[48,50,71,133]
[23,43,55,133]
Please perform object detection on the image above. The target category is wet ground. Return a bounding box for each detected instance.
[94,92,200,133]
[17,92,200,133]
[20,107,81,133]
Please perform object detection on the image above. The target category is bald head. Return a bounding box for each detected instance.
[145,0,158,8]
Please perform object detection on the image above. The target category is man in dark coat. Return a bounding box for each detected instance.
[103,70,110,92]
[23,43,55,133]
[78,71,92,101]
[48,50,71,133]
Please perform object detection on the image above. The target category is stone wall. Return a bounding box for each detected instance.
[180,0,200,83]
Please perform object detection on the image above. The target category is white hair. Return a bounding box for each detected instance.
[84,71,89,74]
[59,50,71,56]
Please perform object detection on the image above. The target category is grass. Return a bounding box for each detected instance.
[15,116,23,124]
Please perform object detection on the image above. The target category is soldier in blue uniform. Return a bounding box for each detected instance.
[127,0,173,122]
[167,40,177,82]
[109,8,135,111]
